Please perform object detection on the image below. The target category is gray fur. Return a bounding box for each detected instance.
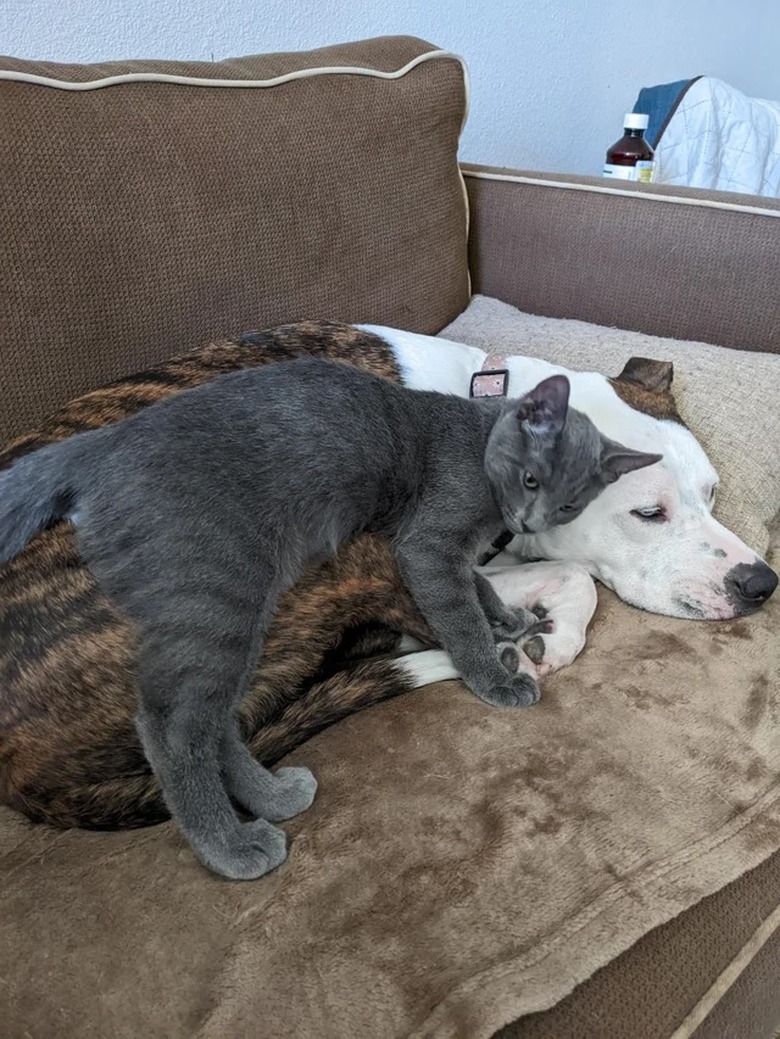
[0,359,660,878]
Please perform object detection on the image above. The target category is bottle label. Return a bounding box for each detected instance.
[603,161,655,182]
[635,160,655,182]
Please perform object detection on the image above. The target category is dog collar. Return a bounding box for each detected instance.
[476,529,515,567]
[469,352,510,398]
[472,352,514,565]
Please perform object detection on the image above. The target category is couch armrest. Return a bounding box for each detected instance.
[462,164,780,354]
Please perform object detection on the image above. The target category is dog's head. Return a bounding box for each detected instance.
[508,357,777,619]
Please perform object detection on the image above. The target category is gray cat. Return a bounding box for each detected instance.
[0,358,659,879]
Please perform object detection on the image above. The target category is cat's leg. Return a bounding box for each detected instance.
[473,570,553,643]
[395,562,598,693]
[134,618,290,881]
[220,721,317,823]
[394,538,540,708]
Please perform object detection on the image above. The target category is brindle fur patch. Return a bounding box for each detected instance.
[0,322,434,830]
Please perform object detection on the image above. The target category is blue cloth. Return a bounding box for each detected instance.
[633,79,698,147]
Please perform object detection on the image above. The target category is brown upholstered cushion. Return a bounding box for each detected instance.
[463,164,780,356]
[0,37,469,443]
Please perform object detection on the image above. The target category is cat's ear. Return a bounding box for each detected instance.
[600,438,663,484]
[516,375,570,436]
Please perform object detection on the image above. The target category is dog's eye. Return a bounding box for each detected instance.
[631,506,666,522]
[523,472,539,490]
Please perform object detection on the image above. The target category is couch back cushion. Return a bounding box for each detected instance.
[0,36,468,443]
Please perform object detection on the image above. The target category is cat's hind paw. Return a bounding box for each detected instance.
[225,757,318,823]
[263,766,318,822]
[196,819,288,881]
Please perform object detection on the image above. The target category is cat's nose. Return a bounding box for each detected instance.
[519,521,534,534]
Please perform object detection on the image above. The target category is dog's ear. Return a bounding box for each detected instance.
[600,438,662,484]
[617,357,674,394]
[516,375,570,436]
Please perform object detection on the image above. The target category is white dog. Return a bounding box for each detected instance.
[359,326,778,686]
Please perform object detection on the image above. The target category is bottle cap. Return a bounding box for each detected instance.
[623,112,649,130]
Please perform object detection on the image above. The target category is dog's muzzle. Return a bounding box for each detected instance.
[724,561,778,613]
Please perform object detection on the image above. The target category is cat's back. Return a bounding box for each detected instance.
[73,358,424,509]
[111,357,406,441]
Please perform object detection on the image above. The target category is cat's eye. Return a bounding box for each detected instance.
[523,472,539,490]
[631,506,666,522]
[707,484,718,506]
[559,503,577,513]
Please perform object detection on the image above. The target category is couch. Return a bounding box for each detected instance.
[1,36,778,1039]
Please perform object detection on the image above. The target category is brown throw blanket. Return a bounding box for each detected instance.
[2,557,778,1038]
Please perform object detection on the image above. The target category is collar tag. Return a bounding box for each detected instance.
[470,368,509,398]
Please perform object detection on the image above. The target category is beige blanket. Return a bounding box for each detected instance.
[2,574,778,1037]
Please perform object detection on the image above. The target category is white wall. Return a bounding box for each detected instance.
[3,0,779,176]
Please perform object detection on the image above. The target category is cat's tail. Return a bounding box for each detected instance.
[0,438,84,564]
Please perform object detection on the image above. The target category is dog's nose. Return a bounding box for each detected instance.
[725,561,778,612]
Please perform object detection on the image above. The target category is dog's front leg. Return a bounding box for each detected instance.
[482,561,598,675]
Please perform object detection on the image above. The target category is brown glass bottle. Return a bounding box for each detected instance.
[603,113,655,182]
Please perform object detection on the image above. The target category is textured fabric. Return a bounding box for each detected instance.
[674,903,780,1037]
[463,165,780,355]
[0,37,469,444]
[496,850,780,1039]
[1,570,778,1038]
[442,294,780,557]
[692,924,780,1039]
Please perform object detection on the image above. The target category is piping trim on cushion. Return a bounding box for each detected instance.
[462,168,780,219]
[0,49,467,97]
[667,899,780,1039]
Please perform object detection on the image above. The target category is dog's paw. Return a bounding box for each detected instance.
[478,672,541,708]
[196,819,288,881]
[531,616,589,677]
[520,633,546,665]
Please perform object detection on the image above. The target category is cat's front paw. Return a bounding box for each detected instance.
[490,607,552,643]
[196,819,288,881]
[263,766,318,823]
[479,672,541,708]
